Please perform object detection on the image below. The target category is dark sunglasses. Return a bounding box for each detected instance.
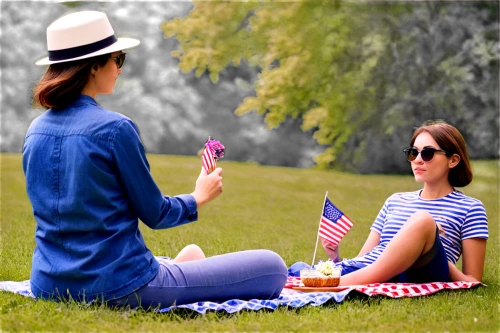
[110,53,126,68]
[403,147,449,162]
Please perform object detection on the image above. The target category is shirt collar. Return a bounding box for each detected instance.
[68,94,99,107]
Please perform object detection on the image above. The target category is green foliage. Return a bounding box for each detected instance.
[1,153,499,331]
[162,1,499,173]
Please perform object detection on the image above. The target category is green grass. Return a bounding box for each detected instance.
[1,153,498,332]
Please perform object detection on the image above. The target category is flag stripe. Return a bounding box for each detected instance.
[202,147,216,174]
[320,220,348,239]
[322,217,350,234]
[321,221,348,237]
[319,232,341,245]
[319,226,342,240]
[319,229,342,244]
[323,228,346,242]
[318,230,340,245]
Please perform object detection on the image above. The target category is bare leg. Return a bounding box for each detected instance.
[339,211,437,285]
[173,244,206,263]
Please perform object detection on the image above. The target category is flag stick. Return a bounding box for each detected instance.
[312,191,329,267]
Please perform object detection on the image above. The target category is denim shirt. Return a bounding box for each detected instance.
[23,95,198,302]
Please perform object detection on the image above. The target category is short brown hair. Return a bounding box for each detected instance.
[410,120,473,187]
[32,54,110,110]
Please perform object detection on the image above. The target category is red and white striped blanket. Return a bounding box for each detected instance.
[284,276,482,298]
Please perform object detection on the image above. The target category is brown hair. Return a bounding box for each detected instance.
[409,120,473,187]
[32,54,110,110]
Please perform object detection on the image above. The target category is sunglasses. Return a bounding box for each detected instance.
[403,147,449,162]
[110,53,126,68]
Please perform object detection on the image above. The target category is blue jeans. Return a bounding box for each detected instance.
[107,250,287,309]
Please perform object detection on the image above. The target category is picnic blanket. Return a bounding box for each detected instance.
[0,278,482,314]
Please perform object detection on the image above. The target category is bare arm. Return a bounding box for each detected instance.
[357,231,381,257]
[448,238,487,282]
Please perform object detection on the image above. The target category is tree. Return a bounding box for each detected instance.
[162,1,499,173]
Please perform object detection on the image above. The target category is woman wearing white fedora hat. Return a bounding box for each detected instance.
[25,11,287,308]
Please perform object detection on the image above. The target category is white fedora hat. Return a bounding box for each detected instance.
[36,11,140,66]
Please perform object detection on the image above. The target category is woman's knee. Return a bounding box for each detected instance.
[184,244,204,256]
[206,249,287,279]
[252,250,287,297]
[252,249,288,275]
[173,243,205,263]
[408,211,436,230]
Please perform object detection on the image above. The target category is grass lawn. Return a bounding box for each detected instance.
[1,153,498,332]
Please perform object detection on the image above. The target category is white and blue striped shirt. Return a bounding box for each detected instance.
[349,190,488,267]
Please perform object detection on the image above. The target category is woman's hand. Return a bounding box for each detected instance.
[191,167,223,209]
[448,261,480,282]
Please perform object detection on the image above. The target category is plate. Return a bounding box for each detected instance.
[292,286,348,292]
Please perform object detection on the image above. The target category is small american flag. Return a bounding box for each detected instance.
[318,197,353,246]
[201,137,225,174]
